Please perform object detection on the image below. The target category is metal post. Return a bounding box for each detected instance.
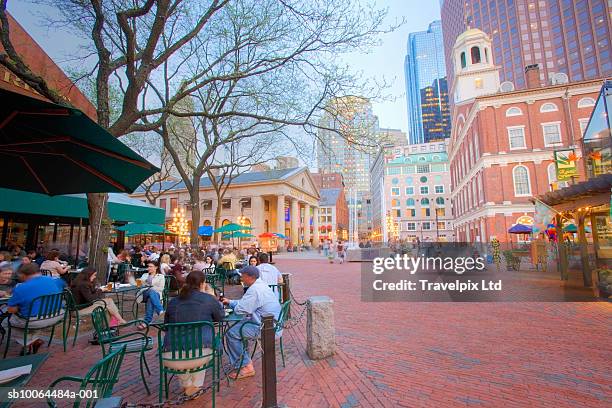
[261,313,277,408]
[281,273,291,317]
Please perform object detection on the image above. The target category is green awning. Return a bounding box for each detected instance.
[0,188,164,224]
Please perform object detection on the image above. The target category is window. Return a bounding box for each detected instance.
[540,102,558,112]
[420,186,429,195]
[405,177,414,185]
[391,199,400,207]
[391,188,400,196]
[542,123,562,146]
[434,185,444,194]
[471,46,481,63]
[422,222,431,230]
[421,198,430,206]
[547,162,568,190]
[170,198,178,212]
[460,52,466,68]
[577,97,595,108]
[201,200,212,211]
[421,208,431,217]
[475,78,483,88]
[406,209,416,217]
[506,107,522,116]
[420,176,428,183]
[406,198,415,207]
[159,198,167,211]
[513,165,531,196]
[405,187,414,195]
[240,198,251,209]
[222,199,232,209]
[417,164,430,173]
[392,178,399,184]
[436,197,445,206]
[507,126,526,149]
[436,208,446,217]
[406,222,416,231]
[437,221,446,231]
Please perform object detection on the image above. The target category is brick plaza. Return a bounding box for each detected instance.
[16,257,612,407]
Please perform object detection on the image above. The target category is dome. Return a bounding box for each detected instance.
[454,28,490,46]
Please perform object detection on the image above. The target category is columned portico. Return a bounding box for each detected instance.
[304,203,311,246]
[277,195,286,249]
[313,206,320,245]
[290,198,300,246]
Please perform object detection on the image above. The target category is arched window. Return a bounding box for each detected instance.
[420,176,428,183]
[506,107,522,117]
[392,178,399,185]
[222,219,231,226]
[435,197,445,206]
[418,156,426,162]
[405,177,413,185]
[460,52,466,68]
[406,198,415,207]
[203,220,211,226]
[577,97,596,108]
[547,163,557,186]
[421,198,430,206]
[512,166,531,196]
[540,103,558,113]
[471,46,481,64]
[432,155,440,162]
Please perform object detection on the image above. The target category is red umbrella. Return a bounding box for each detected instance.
[258,232,275,238]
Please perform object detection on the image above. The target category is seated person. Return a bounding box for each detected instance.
[167,255,186,288]
[218,249,240,284]
[40,250,69,278]
[248,256,258,267]
[221,266,281,380]
[256,253,283,287]
[136,262,165,329]
[70,267,126,325]
[0,264,16,297]
[3,264,66,354]
[162,271,223,397]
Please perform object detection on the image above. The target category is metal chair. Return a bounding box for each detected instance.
[64,288,107,347]
[234,300,291,378]
[157,321,221,405]
[162,275,179,308]
[268,283,286,303]
[40,269,52,277]
[47,344,127,408]
[3,292,67,358]
[90,307,153,394]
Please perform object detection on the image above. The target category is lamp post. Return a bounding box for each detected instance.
[169,206,188,245]
[237,214,248,249]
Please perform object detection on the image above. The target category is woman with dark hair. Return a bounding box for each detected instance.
[163,271,224,397]
[71,268,126,324]
[136,262,165,329]
[248,256,258,267]
[40,250,68,278]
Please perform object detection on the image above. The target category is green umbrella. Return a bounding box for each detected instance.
[0,88,158,195]
[563,224,591,233]
[116,223,172,235]
[222,231,255,239]
[213,223,253,233]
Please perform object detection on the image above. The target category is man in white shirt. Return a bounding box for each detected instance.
[222,266,281,380]
[256,253,283,286]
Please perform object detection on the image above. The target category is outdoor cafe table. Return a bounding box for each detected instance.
[102,284,150,317]
[0,353,49,408]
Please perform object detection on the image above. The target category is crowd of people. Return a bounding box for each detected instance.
[0,240,285,398]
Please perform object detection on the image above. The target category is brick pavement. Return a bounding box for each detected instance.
[11,258,612,407]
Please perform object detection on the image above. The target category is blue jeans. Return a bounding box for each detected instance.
[225,319,260,369]
[143,290,163,323]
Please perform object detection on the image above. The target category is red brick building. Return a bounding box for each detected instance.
[448,29,603,242]
[311,172,345,190]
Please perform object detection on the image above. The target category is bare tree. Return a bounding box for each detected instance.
[0,0,230,274]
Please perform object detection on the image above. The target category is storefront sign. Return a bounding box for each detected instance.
[554,149,578,181]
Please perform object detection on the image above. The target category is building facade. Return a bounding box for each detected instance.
[311,172,345,190]
[317,96,379,239]
[448,29,602,242]
[405,20,451,144]
[130,167,321,249]
[379,128,408,146]
[318,188,350,243]
[441,0,612,96]
[371,140,454,242]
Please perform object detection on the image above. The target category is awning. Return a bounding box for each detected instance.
[537,174,612,207]
[0,187,164,224]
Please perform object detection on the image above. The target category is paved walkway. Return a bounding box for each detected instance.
[15,259,612,407]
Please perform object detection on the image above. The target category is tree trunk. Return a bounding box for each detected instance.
[87,192,111,284]
[189,176,201,248]
[214,196,223,243]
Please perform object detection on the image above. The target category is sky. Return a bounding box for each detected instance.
[7,0,442,134]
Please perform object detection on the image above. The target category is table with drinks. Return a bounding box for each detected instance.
[101,280,149,317]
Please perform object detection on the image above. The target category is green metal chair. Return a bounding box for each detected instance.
[268,283,286,303]
[235,300,292,378]
[157,321,221,406]
[205,273,224,294]
[64,288,107,347]
[90,307,153,394]
[3,292,67,358]
[162,275,179,308]
[47,344,127,408]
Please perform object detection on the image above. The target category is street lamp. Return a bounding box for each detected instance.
[168,206,188,244]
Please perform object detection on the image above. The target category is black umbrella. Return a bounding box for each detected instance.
[0,88,158,195]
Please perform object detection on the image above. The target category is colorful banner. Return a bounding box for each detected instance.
[533,199,554,235]
[554,149,578,181]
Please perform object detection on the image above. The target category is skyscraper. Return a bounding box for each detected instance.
[420,77,451,142]
[317,96,379,238]
[405,20,450,144]
[440,0,612,97]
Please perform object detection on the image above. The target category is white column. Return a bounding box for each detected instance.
[276,196,285,249]
[313,206,320,247]
[251,196,264,238]
[290,198,299,246]
[304,203,311,247]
